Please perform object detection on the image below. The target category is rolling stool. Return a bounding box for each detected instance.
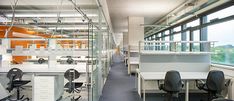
[64,69,83,101]
[6,68,31,101]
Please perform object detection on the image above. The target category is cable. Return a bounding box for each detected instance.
[5,0,19,38]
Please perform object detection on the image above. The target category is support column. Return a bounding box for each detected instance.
[128,17,144,47]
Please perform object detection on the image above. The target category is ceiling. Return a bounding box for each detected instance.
[107,0,186,33]
[0,0,105,37]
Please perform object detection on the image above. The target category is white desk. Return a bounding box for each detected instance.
[139,72,231,101]
[0,64,91,73]
[128,57,139,74]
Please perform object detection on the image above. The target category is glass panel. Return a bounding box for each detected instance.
[187,19,200,27]
[173,26,181,32]
[174,33,181,51]
[165,30,170,35]
[192,30,200,51]
[207,6,234,23]
[208,20,234,65]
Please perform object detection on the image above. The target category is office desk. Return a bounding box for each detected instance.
[128,57,139,74]
[139,72,232,101]
[0,64,91,74]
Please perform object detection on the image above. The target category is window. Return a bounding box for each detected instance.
[208,20,234,65]
[207,6,234,23]
[173,26,181,32]
[192,30,200,51]
[156,33,161,41]
[187,19,200,27]
[152,35,156,41]
[165,30,170,35]
[173,34,181,41]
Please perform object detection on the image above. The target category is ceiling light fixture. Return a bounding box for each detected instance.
[5,13,98,18]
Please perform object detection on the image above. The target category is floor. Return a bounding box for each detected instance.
[99,53,208,101]
[99,53,141,101]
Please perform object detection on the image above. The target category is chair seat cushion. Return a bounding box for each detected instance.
[64,82,83,88]
[12,80,31,87]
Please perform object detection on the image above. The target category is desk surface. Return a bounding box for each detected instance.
[129,57,139,64]
[140,72,232,80]
[0,64,91,73]
[141,72,207,80]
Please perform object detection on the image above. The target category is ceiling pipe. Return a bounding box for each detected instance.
[145,0,222,36]
[4,0,19,38]
[145,0,197,35]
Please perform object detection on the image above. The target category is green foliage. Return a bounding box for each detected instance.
[211,46,234,65]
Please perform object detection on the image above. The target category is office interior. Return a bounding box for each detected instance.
[0,0,234,101]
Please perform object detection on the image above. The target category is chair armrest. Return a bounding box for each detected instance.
[181,81,184,88]
[225,80,231,87]
[196,79,206,90]
[157,80,164,90]
[159,84,164,90]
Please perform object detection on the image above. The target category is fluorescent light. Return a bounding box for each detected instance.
[5,13,98,18]
[48,27,89,30]
[48,26,107,30]
[12,32,44,38]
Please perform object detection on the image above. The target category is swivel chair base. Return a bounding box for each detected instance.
[7,87,30,101]
[164,93,180,101]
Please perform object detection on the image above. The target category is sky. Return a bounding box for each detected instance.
[207,6,234,46]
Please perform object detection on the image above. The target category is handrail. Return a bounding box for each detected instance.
[139,41,217,53]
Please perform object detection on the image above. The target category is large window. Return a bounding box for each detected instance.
[187,19,200,27]
[207,6,234,66]
[207,6,234,23]
[208,20,234,65]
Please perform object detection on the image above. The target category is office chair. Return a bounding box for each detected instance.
[64,69,83,101]
[196,70,230,101]
[158,70,183,101]
[67,58,74,64]
[38,58,45,64]
[6,68,30,101]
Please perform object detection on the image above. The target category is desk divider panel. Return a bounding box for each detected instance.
[139,54,211,72]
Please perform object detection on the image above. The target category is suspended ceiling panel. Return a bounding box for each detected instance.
[107,0,186,33]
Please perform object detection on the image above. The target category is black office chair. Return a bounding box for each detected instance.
[38,58,45,64]
[158,70,183,101]
[6,68,30,101]
[67,58,74,64]
[64,69,83,101]
[196,70,230,101]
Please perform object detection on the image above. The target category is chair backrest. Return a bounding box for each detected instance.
[164,70,182,92]
[206,70,225,92]
[7,68,23,80]
[64,69,80,81]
